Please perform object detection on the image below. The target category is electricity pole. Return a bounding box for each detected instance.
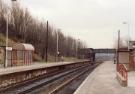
[45,21,49,62]
[56,30,59,61]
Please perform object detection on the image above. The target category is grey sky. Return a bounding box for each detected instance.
[9,0,135,48]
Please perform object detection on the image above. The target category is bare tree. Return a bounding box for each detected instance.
[0,0,87,60]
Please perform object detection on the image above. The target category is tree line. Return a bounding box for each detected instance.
[0,0,86,60]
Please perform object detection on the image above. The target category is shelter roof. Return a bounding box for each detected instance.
[12,43,34,51]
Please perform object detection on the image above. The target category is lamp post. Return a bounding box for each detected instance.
[56,29,60,62]
[76,40,78,58]
[123,22,130,50]
[5,0,17,68]
[5,11,9,68]
[76,39,80,58]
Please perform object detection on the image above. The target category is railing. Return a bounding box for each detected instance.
[117,63,128,80]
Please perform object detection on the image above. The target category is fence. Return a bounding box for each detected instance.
[117,63,128,80]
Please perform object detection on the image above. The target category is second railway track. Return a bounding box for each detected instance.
[2,62,99,94]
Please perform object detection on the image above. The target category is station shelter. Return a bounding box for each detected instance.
[11,43,35,66]
[117,47,135,86]
[117,47,135,70]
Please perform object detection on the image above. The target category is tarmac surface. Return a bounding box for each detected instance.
[74,61,135,94]
[128,71,135,87]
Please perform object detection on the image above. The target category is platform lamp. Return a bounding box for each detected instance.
[5,0,17,68]
[56,29,60,62]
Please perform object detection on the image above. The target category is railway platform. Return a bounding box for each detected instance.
[74,61,135,94]
[0,60,90,89]
[0,60,89,76]
[0,61,71,76]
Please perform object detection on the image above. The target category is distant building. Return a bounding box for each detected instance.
[116,41,135,86]
[78,48,94,59]
[129,41,135,49]
[78,48,95,62]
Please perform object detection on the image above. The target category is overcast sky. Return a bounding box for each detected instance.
[7,0,135,48]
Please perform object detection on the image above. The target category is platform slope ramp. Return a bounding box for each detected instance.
[74,61,135,94]
[117,65,135,87]
[116,64,128,87]
[128,71,135,87]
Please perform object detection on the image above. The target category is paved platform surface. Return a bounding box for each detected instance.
[0,60,86,76]
[128,71,135,87]
[74,61,135,94]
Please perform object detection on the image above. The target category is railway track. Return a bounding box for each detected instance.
[47,63,98,94]
[49,66,91,94]
[2,62,98,94]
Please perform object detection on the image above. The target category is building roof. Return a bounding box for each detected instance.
[12,43,35,51]
[117,48,131,52]
[6,47,12,51]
